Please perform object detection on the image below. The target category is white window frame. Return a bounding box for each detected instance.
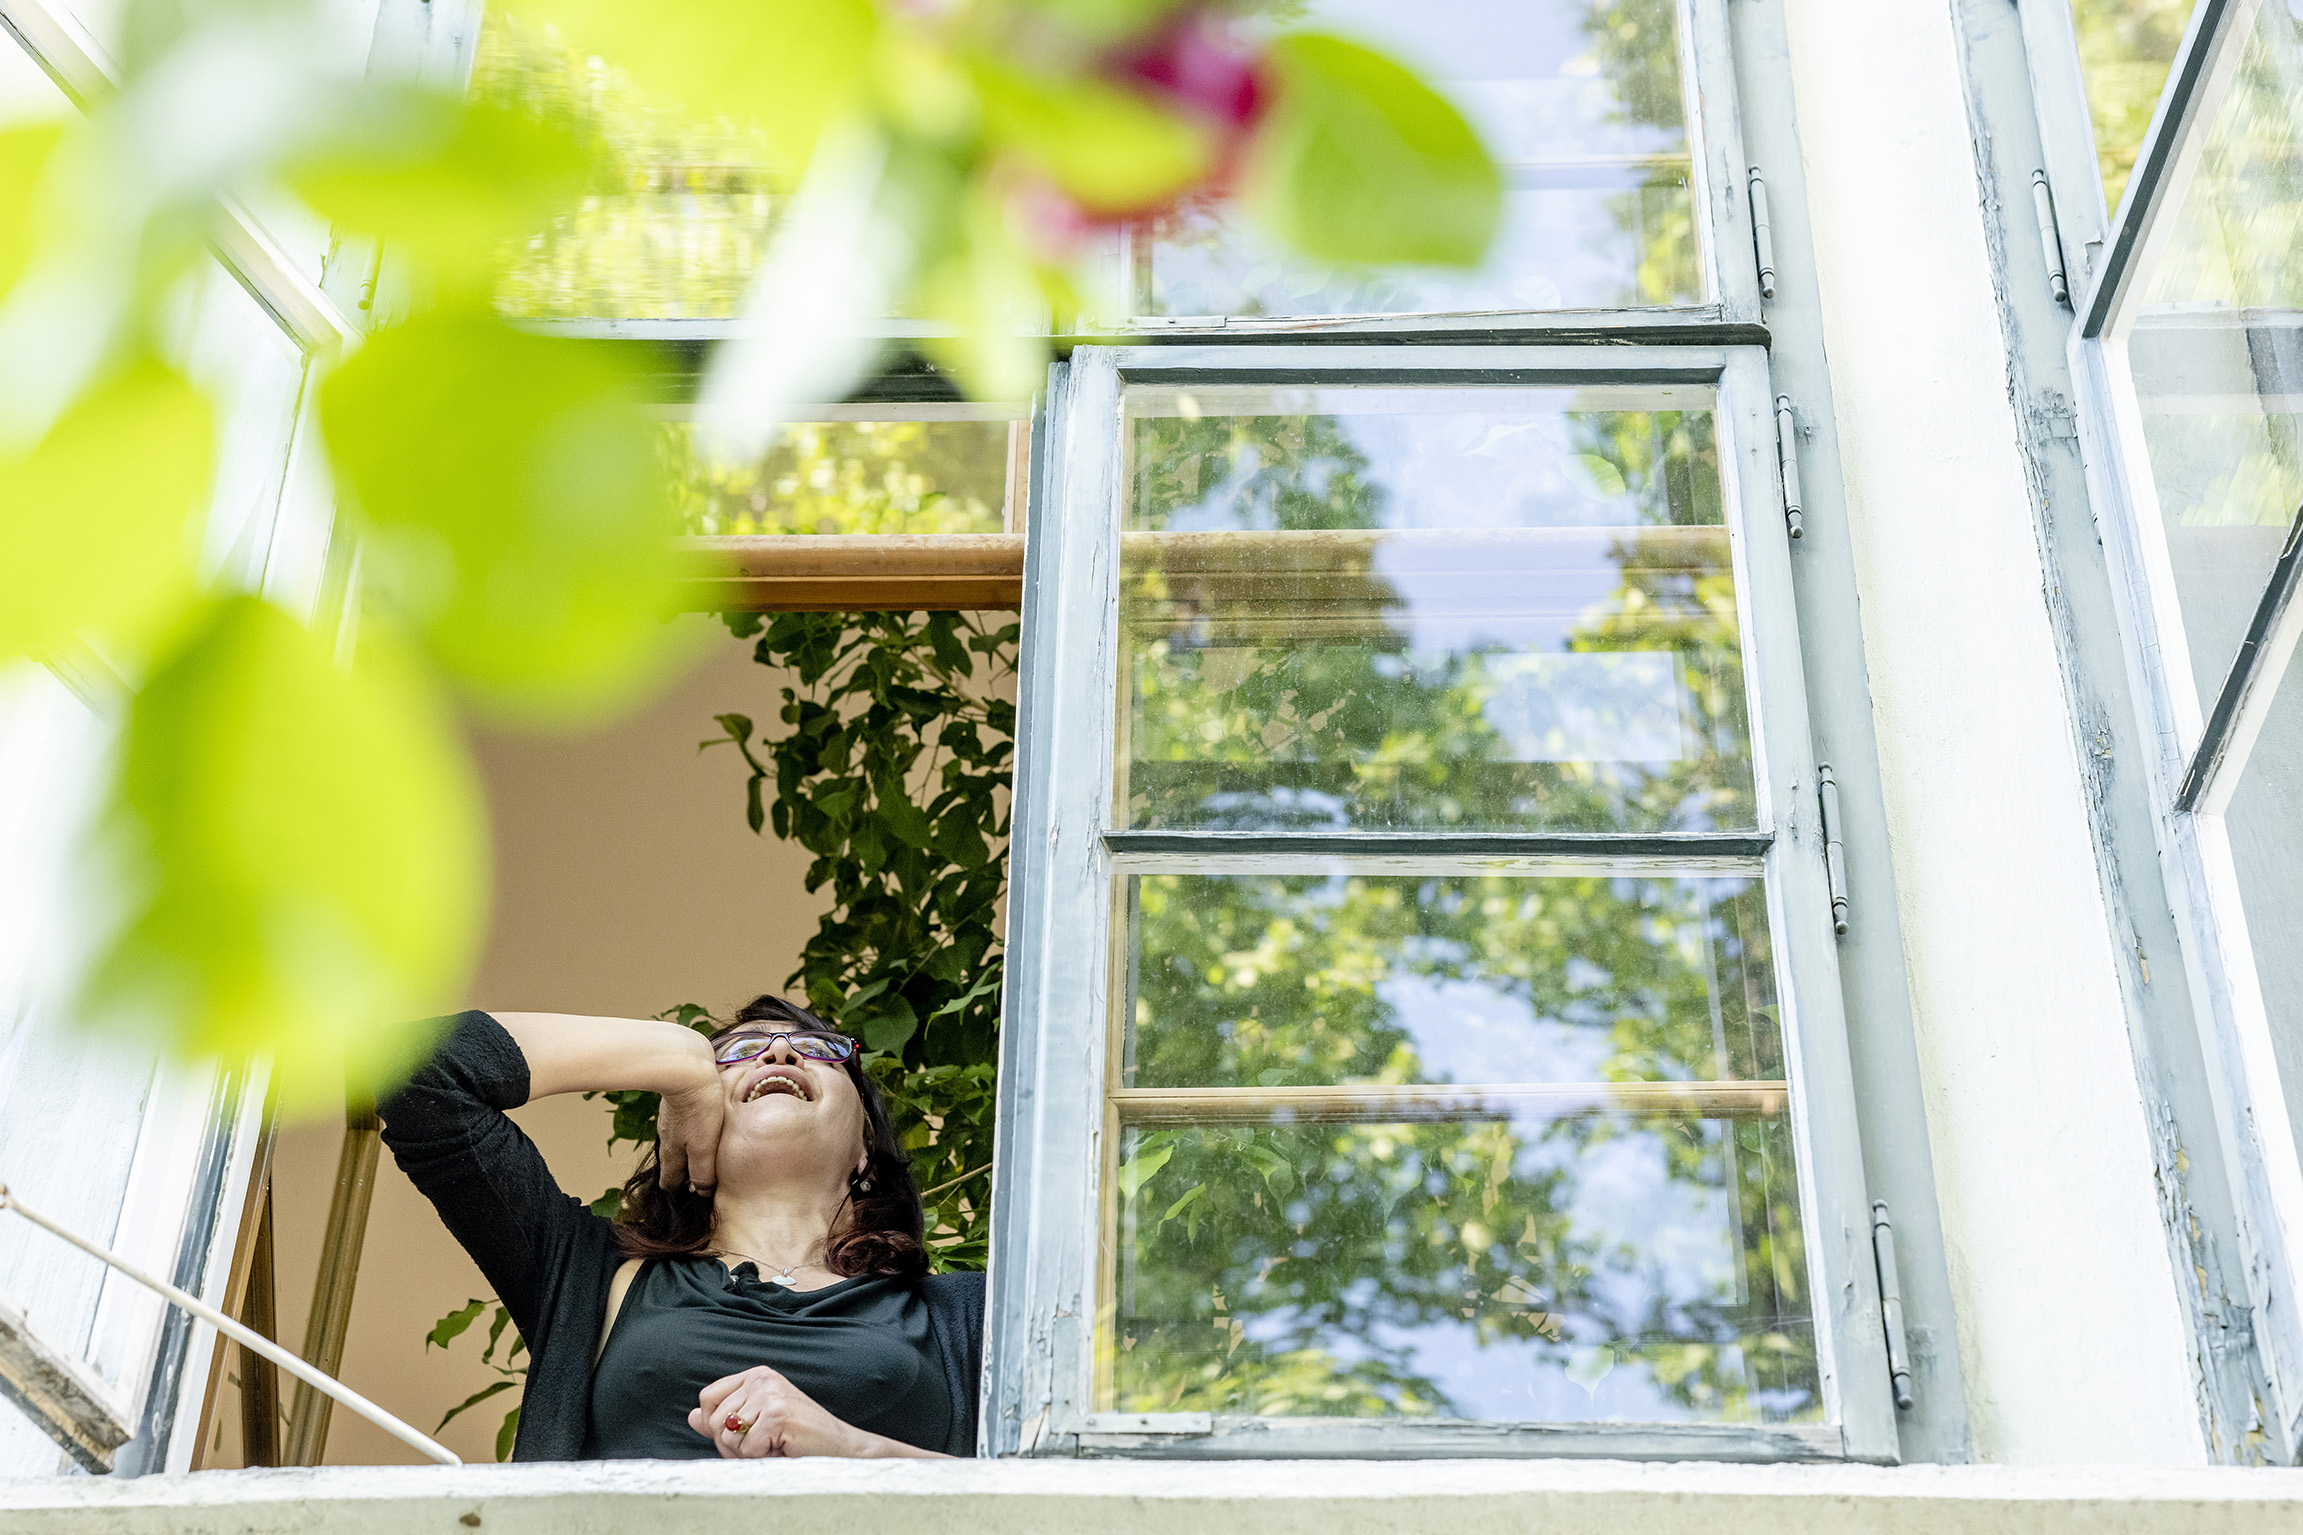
[2054,0,2303,1458]
[987,342,1899,1463]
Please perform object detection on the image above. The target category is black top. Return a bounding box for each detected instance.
[583,1261,952,1459]
[376,1010,984,1460]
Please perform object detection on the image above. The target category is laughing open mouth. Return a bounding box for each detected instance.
[742,1069,813,1104]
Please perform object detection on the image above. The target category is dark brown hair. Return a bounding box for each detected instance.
[610,994,928,1279]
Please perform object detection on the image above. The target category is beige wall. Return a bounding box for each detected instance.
[202,620,832,1467]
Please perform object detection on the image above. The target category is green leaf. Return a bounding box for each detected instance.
[77,597,488,1107]
[588,1188,623,1218]
[320,311,689,721]
[858,994,919,1054]
[495,1405,522,1463]
[437,1379,516,1433]
[877,794,933,851]
[1242,33,1501,268]
[513,0,876,170]
[425,1299,488,1350]
[0,359,209,664]
[1117,1143,1174,1203]
[967,56,1211,216]
[0,123,64,302]
[289,92,590,295]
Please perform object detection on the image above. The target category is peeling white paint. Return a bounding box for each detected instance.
[1780,0,2203,1465]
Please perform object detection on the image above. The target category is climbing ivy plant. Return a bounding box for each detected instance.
[427,609,1014,1455]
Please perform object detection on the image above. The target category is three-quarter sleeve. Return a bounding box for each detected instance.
[376,1010,618,1348]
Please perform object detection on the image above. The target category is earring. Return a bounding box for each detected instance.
[851,1169,873,1194]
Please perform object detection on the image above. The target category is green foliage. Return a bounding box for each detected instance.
[0,360,208,663]
[318,312,690,723]
[77,597,486,1108]
[708,609,1016,1268]
[1243,34,1502,269]
[427,1295,528,1461]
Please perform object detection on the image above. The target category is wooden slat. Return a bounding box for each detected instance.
[283,1109,381,1467]
[0,1284,134,1473]
[190,1105,277,1472]
[237,1186,279,1468]
[1111,1080,1788,1126]
[677,534,1024,612]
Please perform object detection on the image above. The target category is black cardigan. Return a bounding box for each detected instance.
[377,1011,985,1460]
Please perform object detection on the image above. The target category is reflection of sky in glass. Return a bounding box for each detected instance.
[1116,1113,1816,1425]
[1125,874,1775,1089]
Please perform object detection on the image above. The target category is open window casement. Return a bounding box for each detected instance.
[988,344,1899,1462]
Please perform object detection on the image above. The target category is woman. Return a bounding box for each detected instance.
[377,997,982,1460]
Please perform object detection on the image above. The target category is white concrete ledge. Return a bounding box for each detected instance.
[6,1459,2303,1535]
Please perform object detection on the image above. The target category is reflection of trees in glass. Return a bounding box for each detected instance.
[1111,873,1814,1423]
[475,12,784,318]
[2067,0,2192,211]
[664,421,1011,536]
[1581,0,1698,305]
[1120,408,1750,832]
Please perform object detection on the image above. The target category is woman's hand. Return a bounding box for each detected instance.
[690,1365,874,1458]
[654,1062,725,1193]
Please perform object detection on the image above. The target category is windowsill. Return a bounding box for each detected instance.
[8,1457,2300,1533]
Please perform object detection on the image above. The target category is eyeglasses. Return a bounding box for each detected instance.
[713,1030,858,1066]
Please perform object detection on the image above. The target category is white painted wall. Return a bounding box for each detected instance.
[1780,0,2202,1466]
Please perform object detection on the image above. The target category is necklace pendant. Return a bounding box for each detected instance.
[767,1268,798,1286]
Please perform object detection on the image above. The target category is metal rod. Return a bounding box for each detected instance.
[2176,500,2303,813]
[0,1181,460,1466]
[2029,170,2070,306]
[1871,1201,1915,1411]
[1748,168,1777,300]
[1774,395,1805,541]
[1103,830,1774,862]
[1818,762,1851,935]
[1111,1080,1790,1126]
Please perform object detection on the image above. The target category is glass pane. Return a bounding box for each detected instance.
[480,11,785,319]
[667,418,1020,536]
[1136,0,1701,317]
[2066,0,2193,211]
[1122,872,1780,1089]
[1108,1111,1816,1424]
[1,28,75,129]
[1117,385,1752,833]
[2224,658,2303,1160]
[2123,1,2303,711]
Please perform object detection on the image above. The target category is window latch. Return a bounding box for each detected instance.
[1774,394,1804,541]
[2030,169,2070,308]
[1818,762,1850,934]
[1748,167,1777,300]
[1871,1201,1916,1411]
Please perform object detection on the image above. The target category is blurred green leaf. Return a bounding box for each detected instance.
[289,93,592,292]
[0,123,65,301]
[79,597,488,1107]
[970,56,1211,217]
[513,0,876,169]
[915,185,1059,401]
[0,359,209,663]
[319,312,688,721]
[1243,33,1500,268]
[495,1404,522,1462]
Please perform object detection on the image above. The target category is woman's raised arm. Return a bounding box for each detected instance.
[491,1012,725,1191]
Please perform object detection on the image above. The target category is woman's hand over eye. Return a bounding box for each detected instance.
[654,1042,724,1192]
[690,1365,871,1458]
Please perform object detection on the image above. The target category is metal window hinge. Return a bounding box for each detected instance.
[1748,167,1777,300]
[1773,394,1804,541]
[2029,169,2070,308]
[1818,762,1849,934]
[1871,1201,1916,1411]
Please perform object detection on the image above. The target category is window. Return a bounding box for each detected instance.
[990,343,1900,1460]
[2061,0,2303,1453]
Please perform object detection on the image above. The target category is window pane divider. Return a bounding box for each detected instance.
[1102,831,1772,861]
[1111,1081,1790,1127]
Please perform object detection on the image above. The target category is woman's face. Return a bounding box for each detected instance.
[710,1029,869,1190]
